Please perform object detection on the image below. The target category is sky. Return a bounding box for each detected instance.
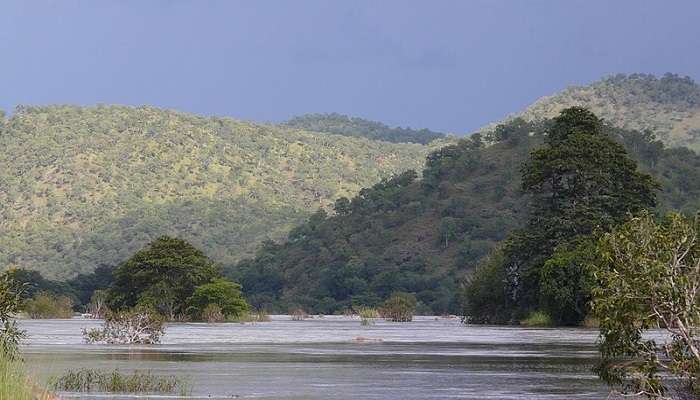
[1,1,699,134]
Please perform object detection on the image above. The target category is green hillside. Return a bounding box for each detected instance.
[480,73,700,150]
[282,113,447,144]
[229,116,700,315]
[0,105,435,279]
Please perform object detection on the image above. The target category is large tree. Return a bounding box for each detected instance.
[505,107,659,320]
[106,236,222,318]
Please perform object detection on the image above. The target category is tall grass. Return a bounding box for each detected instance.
[520,311,553,327]
[0,350,53,400]
[50,369,190,395]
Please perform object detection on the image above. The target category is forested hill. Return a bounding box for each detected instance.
[481,73,700,150]
[0,105,433,279]
[229,117,700,315]
[282,113,447,144]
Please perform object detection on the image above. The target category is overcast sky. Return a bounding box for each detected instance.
[1,1,699,133]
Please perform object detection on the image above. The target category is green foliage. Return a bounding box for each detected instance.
[0,272,25,361]
[380,292,417,322]
[503,107,658,319]
[107,236,222,318]
[519,311,553,327]
[24,292,74,319]
[483,73,700,150]
[283,112,446,144]
[0,349,53,400]
[233,109,700,316]
[462,251,509,324]
[592,211,700,398]
[50,369,188,395]
[186,278,250,320]
[0,105,431,279]
[539,241,595,326]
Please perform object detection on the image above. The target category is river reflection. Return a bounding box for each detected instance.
[19,316,609,399]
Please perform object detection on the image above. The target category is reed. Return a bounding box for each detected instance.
[50,369,190,395]
[0,350,54,400]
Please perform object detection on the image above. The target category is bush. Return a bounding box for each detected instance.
[201,304,223,323]
[186,278,250,321]
[520,311,553,327]
[289,306,308,321]
[24,292,74,319]
[380,292,416,322]
[462,251,509,324]
[83,307,165,344]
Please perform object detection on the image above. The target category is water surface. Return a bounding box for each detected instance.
[20,316,608,399]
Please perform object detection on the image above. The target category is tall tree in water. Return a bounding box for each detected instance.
[505,107,658,321]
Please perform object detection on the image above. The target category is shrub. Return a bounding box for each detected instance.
[201,304,224,323]
[380,292,416,322]
[186,278,250,321]
[24,292,74,319]
[520,311,553,327]
[290,306,308,321]
[83,307,165,344]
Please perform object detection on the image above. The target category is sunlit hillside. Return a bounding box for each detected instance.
[0,105,436,278]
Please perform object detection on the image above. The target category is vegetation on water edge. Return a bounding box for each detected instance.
[82,307,165,344]
[592,211,700,398]
[519,311,553,327]
[380,292,417,322]
[24,292,74,319]
[0,350,54,400]
[49,369,189,395]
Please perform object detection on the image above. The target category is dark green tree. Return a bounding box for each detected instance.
[106,236,222,317]
[505,107,659,321]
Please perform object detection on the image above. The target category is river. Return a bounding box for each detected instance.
[19,316,609,399]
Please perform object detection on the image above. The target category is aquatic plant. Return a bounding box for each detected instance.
[519,311,553,327]
[290,307,308,321]
[50,369,189,395]
[380,292,416,322]
[355,307,379,326]
[83,307,165,344]
[202,304,224,323]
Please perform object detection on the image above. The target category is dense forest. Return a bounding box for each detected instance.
[283,113,447,144]
[229,112,700,315]
[0,106,437,279]
[481,73,700,150]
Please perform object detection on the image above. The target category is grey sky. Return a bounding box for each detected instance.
[1,1,699,133]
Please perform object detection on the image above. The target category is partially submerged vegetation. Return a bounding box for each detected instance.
[83,307,165,344]
[50,369,189,395]
[0,350,54,400]
[380,292,417,322]
[24,292,74,319]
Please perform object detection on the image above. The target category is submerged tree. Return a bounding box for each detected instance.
[186,278,250,321]
[592,212,700,398]
[106,236,222,318]
[83,306,165,345]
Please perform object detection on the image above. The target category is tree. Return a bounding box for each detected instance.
[592,211,700,398]
[106,236,222,317]
[463,250,509,324]
[0,272,25,360]
[186,278,250,320]
[505,107,658,318]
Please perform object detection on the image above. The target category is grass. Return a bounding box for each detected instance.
[355,307,379,326]
[520,311,553,327]
[227,309,271,323]
[0,351,54,400]
[49,369,190,396]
